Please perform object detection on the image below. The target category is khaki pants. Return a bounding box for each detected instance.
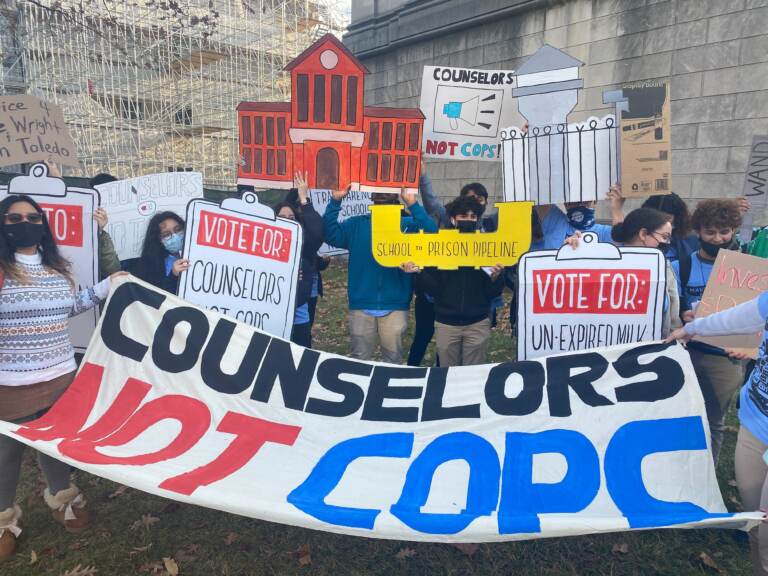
[735,425,768,576]
[348,310,407,364]
[435,319,491,367]
[689,349,743,464]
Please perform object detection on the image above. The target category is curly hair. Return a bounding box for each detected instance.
[446,195,483,220]
[691,199,742,231]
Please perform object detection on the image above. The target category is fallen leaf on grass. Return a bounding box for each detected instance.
[61,565,98,576]
[395,547,416,559]
[69,540,88,550]
[728,479,738,487]
[612,543,629,554]
[174,544,199,563]
[107,485,128,499]
[131,514,160,531]
[160,502,181,515]
[723,425,739,433]
[452,543,479,556]
[138,561,165,574]
[30,549,38,564]
[698,552,722,572]
[730,495,744,511]
[162,557,179,575]
[129,544,153,556]
[224,532,240,545]
[291,544,312,566]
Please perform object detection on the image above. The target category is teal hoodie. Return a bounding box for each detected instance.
[323,198,438,310]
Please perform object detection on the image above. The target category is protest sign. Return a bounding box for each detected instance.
[0,163,98,351]
[95,172,204,260]
[0,95,79,167]
[0,276,759,542]
[501,45,618,204]
[739,135,768,242]
[238,34,423,193]
[617,81,671,198]
[178,192,302,339]
[420,66,516,162]
[517,232,666,360]
[694,249,766,356]
[310,188,372,256]
[370,202,533,269]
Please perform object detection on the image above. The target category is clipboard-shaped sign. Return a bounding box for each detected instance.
[517,232,666,360]
[178,192,303,340]
[0,163,99,352]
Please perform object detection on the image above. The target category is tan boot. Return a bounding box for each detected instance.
[45,484,89,533]
[0,505,22,562]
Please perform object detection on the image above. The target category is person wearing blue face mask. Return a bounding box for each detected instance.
[531,184,625,250]
[129,211,189,294]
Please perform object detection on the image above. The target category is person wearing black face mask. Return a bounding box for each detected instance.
[672,198,744,465]
[412,196,504,367]
[0,194,127,560]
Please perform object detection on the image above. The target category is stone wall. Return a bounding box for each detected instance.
[345,0,768,220]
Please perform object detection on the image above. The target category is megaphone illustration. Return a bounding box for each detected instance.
[443,96,479,130]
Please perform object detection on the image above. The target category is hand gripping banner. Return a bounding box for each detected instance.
[0,276,760,542]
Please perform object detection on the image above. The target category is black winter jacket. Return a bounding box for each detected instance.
[416,267,504,326]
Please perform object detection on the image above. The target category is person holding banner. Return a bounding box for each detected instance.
[129,211,189,293]
[566,207,681,337]
[0,194,126,560]
[673,199,745,464]
[413,196,504,366]
[668,295,768,575]
[323,186,438,364]
[278,171,325,348]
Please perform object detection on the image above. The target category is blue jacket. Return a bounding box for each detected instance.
[323,198,438,310]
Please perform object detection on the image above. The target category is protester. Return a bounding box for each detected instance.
[324,186,438,363]
[532,184,625,250]
[671,199,745,464]
[128,211,188,293]
[421,175,496,231]
[413,196,504,366]
[279,172,325,348]
[567,207,681,336]
[641,193,699,262]
[667,295,768,575]
[0,194,125,560]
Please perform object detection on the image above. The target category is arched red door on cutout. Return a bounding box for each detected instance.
[316,147,340,189]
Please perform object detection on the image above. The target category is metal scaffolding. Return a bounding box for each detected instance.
[0,0,349,188]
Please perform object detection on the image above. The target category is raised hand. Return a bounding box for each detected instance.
[332,185,351,202]
[400,186,417,207]
[294,170,310,204]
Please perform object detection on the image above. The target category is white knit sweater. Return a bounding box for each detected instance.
[0,252,110,386]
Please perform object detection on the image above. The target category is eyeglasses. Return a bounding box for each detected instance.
[652,232,672,244]
[4,212,43,224]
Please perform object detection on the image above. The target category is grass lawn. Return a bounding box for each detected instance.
[4,260,753,575]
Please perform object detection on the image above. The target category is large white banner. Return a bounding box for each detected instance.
[95,172,204,260]
[0,276,759,543]
[310,188,372,256]
[178,192,302,339]
[517,232,666,360]
[0,164,99,352]
[420,66,516,162]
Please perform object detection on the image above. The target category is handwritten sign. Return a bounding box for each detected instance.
[420,66,516,162]
[371,202,533,269]
[517,232,666,360]
[0,95,78,167]
[0,164,98,351]
[310,188,372,256]
[178,193,302,339]
[694,249,767,356]
[95,172,204,260]
[739,136,768,242]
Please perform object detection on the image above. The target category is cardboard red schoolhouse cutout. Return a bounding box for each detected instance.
[237,34,424,193]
